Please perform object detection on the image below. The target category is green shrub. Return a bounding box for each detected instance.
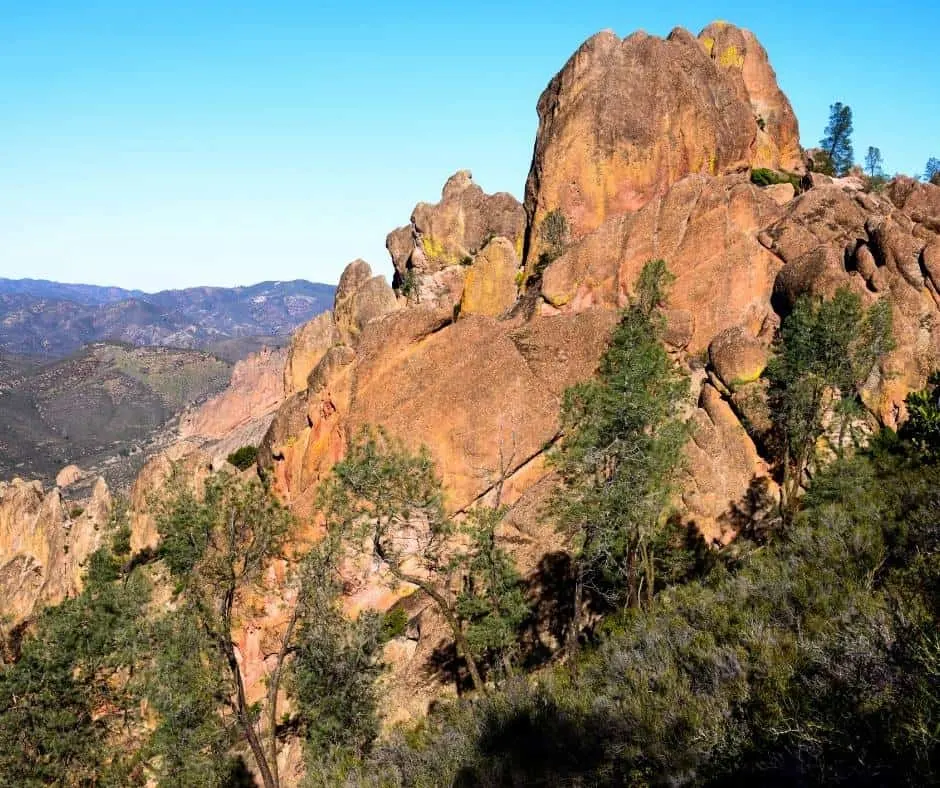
[381,606,409,641]
[226,445,258,471]
[750,167,802,192]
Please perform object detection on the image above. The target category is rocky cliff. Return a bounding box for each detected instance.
[0,475,111,626]
[4,19,940,779]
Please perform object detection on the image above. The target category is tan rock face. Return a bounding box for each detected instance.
[387,171,526,284]
[540,175,785,353]
[333,260,400,346]
[698,22,802,172]
[523,23,798,265]
[0,476,110,625]
[459,237,520,317]
[282,313,339,396]
[55,464,83,488]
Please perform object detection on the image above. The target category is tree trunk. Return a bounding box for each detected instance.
[219,587,278,788]
[385,562,487,694]
[265,604,301,788]
[223,635,278,788]
[568,559,584,671]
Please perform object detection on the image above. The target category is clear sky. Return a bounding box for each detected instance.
[2,1,938,290]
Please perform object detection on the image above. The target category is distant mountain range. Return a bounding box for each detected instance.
[0,342,233,483]
[0,277,335,357]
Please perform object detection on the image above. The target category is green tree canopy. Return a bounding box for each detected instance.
[820,102,854,175]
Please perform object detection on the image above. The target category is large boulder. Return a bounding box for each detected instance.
[523,24,798,266]
[459,237,520,317]
[540,174,785,353]
[709,326,770,389]
[760,181,940,424]
[332,260,400,346]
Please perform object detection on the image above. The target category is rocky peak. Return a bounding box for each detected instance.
[523,22,800,267]
[698,22,802,172]
[0,475,111,626]
[333,260,400,346]
[387,170,526,283]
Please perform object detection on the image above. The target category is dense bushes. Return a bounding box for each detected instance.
[366,426,939,786]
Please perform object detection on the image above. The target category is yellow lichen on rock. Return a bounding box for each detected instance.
[459,237,520,317]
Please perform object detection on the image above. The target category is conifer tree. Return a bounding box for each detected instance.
[820,102,855,175]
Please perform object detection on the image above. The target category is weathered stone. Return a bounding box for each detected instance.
[763,182,795,205]
[523,23,798,265]
[698,22,802,172]
[55,464,83,488]
[709,326,769,389]
[388,171,526,284]
[0,476,110,625]
[282,312,339,396]
[459,237,519,317]
[333,260,400,346]
[540,175,784,352]
[307,344,357,393]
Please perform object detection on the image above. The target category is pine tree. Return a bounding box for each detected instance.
[925,157,940,185]
[552,259,690,659]
[865,146,883,178]
[820,102,854,176]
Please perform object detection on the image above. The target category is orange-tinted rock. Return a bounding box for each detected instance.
[55,464,83,488]
[709,326,769,389]
[129,443,211,553]
[683,384,775,543]
[698,22,802,172]
[0,476,110,624]
[761,180,940,425]
[333,260,400,347]
[459,237,520,317]
[282,312,339,396]
[523,24,797,265]
[541,175,784,353]
[388,171,526,284]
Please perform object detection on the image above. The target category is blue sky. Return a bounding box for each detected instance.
[2,1,938,290]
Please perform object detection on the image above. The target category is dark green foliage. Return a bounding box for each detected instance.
[820,102,854,175]
[925,157,940,185]
[226,444,258,470]
[539,209,568,256]
[750,167,802,191]
[381,606,410,641]
[398,268,418,299]
[147,610,236,788]
[151,470,294,788]
[320,428,533,693]
[290,543,384,785]
[865,145,884,178]
[901,376,940,461]
[766,288,893,520]
[454,506,530,678]
[369,433,940,786]
[0,559,151,786]
[552,260,690,630]
[810,149,836,175]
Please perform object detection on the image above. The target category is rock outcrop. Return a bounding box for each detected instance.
[0,476,111,625]
[388,171,526,282]
[523,23,800,266]
[540,174,785,352]
[179,346,288,467]
[698,22,802,172]
[282,313,339,396]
